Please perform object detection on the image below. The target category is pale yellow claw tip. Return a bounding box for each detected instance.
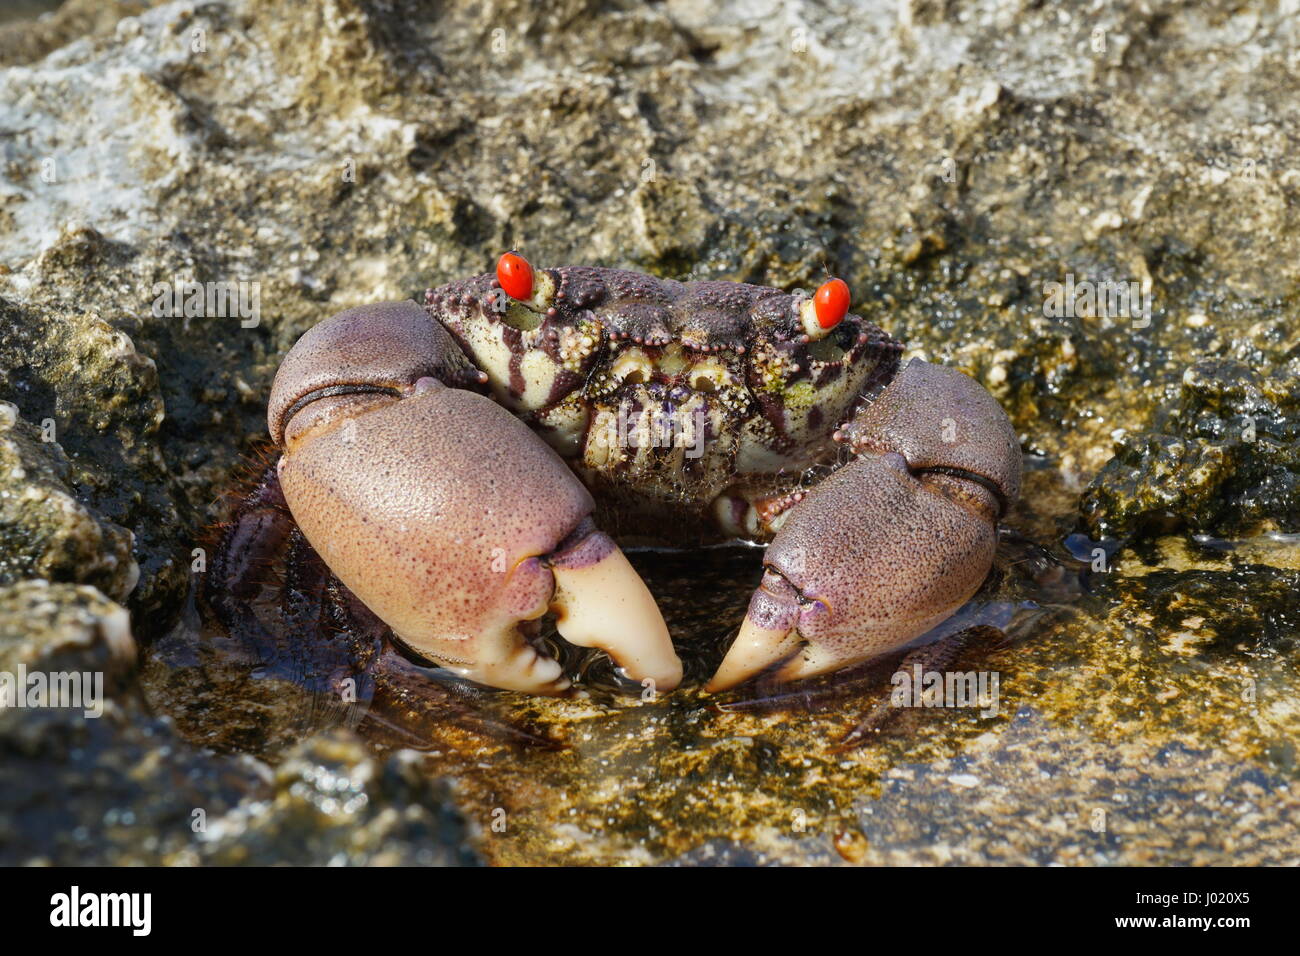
[704,618,803,693]
[550,547,683,692]
[433,641,571,696]
[772,642,846,684]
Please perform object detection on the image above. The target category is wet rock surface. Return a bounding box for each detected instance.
[0,579,480,865]
[853,708,1300,866]
[1082,358,1300,537]
[0,407,138,600]
[0,0,1297,865]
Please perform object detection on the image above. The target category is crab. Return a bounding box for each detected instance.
[208,254,1021,737]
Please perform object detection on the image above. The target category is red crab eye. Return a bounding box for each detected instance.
[813,277,850,329]
[496,251,534,301]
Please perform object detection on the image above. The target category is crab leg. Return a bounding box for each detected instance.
[707,359,1022,691]
[205,463,296,659]
[269,301,682,695]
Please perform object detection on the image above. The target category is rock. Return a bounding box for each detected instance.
[0,579,135,694]
[0,287,184,619]
[1082,358,1300,537]
[0,0,1298,867]
[853,708,1300,866]
[0,578,477,865]
[196,734,482,867]
[0,405,139,601]
[0,0,149,68]
[0,710,482,864]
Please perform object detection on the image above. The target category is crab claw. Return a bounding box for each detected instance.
[707,359,1021,691]
[541,519,679,690]
[270,302,681,695]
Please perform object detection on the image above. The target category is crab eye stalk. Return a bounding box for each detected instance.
[799,277,851,339]
[496,251,535,301]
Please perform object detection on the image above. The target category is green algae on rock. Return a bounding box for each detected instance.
[0,280,186,620]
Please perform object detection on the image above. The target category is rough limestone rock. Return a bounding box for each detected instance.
[0,0,1297,865]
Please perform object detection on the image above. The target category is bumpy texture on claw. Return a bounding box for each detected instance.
[708,359,1021,691]
[270,301,681,695]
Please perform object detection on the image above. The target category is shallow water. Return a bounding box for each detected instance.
[142,515,1110,865]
